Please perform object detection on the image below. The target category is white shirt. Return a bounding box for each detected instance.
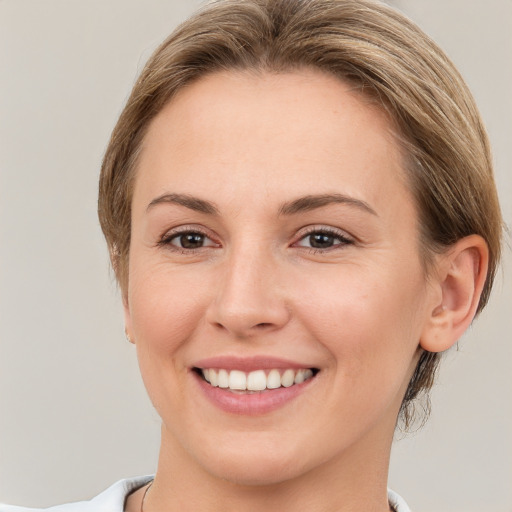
[1,476,412,511]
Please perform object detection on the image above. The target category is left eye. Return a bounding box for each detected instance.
[168,232,216,249]
[296,231,352,250]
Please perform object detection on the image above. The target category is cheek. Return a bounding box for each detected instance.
[128,262,211,367]
[127,264,212,416]
[294,263,426,374]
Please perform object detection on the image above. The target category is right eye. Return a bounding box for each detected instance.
[159,229,218,251]
[173,232,207,249]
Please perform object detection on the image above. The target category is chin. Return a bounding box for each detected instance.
[194,433,314,486]
[205,455,308,487]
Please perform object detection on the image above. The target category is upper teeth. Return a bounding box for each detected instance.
[201,368,314,391]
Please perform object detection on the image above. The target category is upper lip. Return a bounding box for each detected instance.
[192,356,317,373]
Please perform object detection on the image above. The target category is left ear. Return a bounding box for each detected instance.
[420,235,489,353]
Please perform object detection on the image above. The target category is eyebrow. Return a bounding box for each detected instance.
[147,193,220,215]
[279,193,377,216]
[146,192,377,217]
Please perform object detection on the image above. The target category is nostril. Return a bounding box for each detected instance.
[255,323,272,329]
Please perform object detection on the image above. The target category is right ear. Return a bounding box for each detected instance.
[123,294,135,344]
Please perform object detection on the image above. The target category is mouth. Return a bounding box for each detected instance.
[191,356,320,414]
[194,367,319,393]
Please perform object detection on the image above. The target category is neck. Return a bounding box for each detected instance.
[145,422,395,512]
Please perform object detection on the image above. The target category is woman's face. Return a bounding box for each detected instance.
[126,69,434,485]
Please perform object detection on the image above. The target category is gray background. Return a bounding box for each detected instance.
[1,1,511,511]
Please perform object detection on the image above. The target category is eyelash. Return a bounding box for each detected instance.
[157,227,218,254]
[157,226,354,254]
[293,226,354,253]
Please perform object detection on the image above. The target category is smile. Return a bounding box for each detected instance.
[200,368,316,392]
[192,357,320,414]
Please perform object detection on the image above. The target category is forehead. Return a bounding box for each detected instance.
[134,69,412,219]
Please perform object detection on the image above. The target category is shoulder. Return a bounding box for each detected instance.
[0,476,153,512]
[388,488,412,512]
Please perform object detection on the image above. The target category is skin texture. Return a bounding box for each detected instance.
[123,70,488,512]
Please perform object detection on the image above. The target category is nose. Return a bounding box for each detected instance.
[206,245,291,339]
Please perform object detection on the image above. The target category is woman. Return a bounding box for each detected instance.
[1,0,504,511]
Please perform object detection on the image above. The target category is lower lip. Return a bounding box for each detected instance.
[193,372,316,415]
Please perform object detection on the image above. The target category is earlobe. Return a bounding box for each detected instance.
[420,235,489,353]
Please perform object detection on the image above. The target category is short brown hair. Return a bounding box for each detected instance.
[98,0,503,427]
